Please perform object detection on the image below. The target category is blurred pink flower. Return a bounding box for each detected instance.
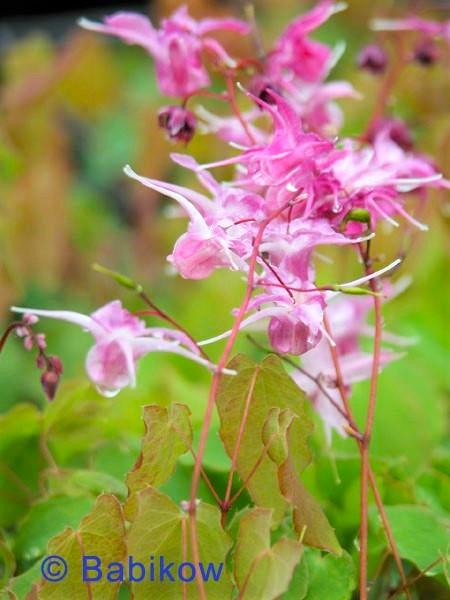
[372,16,450,45]
[79,6,249,97]
[266,0,346,83]
[357,44,388,74]
[292,293,402,438]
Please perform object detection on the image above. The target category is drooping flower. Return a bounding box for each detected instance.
[79,6,249,98]
[291,292,402,438]
[366,117,414,152]
[413,38,440,65]
[124,163,263,279]
[357,44,388,74]
[158,106,197,143]
[12,301,223,397]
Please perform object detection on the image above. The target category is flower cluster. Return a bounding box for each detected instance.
[8,3,449,436]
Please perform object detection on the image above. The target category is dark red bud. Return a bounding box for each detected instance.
[40,370,60,401]
[158,106,196,143]
[357,44,388,74]
[414,39,439,66]
[367,117,414,152]
[48,355,63,375]
[36,354,46,370]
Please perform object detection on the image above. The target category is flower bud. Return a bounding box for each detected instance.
[36,354,46,370]
[40,369,60,401]
[158,106,197,143]
[367,117,413,152]
[23,313,39,326]
[35,333,47,350]
[23,336,34,351]
[357,44,388,74]
[15,326,28,338]
[413,39,439,66]
[48,355,63,375]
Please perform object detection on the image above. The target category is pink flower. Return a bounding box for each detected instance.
[267,293,326,355]
[197,91,338,213]
[79,6,249,98]
[124,163,261,279]
[12,301,223,397]
[266,1,346,83]
[158,106,197,143]
[366,117,414,152]
[357,44,388,74]
[372,16,450,45]
[195,105,268,146]
[330,132,447,231]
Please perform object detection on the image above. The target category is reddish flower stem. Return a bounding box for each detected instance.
[188,201,293,592]
[188,516,206,600]
[182,89,229,108]
[138,291,211,361]
[258,256,295,300]
[323,268,411,599]
[361,37,408,141]
[0,322,23,354]
[181,517,188,600]
[359,273,383,600]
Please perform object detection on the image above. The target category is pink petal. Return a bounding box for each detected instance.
[79,12,159,56]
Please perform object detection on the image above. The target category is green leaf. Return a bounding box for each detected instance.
[284,557,309,599]
[7,560,42,600]
[380,505,449,575]
[233,507,302,600]
[278,454,341,555]
[0,404,43,527]
[126,403,192,493]
[300,549,355,600]
[261,408,296,465]
[14,495,94,568]
[0,540,15,588]
[43,382,109,464]
[262,407,340,553]
[217,355,313,521]
[45,470,127,499]
[31,494,126,599]
[126,487,233,599]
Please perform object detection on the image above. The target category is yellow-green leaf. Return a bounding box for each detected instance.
[31,494,126,599]
[126,487,232,599]
[126,403,192,493]
[278,454,341,555]
[233,507,302,600]
[217,355,312,521]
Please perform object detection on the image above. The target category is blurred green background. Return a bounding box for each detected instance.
[0,0,449,596]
